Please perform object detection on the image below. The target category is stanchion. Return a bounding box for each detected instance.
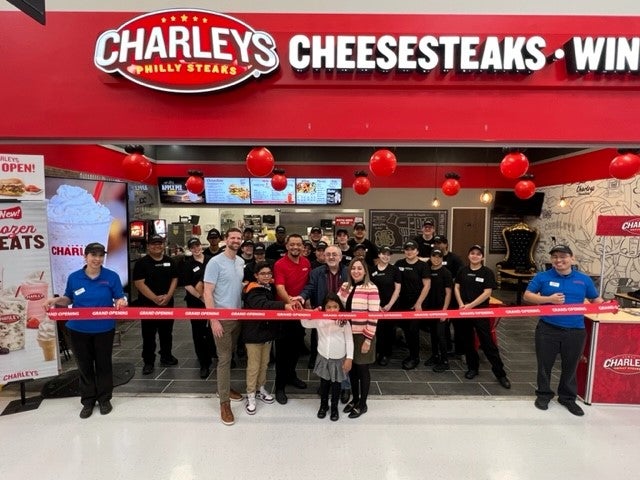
[1,379,43,416]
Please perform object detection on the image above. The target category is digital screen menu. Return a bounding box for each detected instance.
[158,177,205,204]
[204,177,251,204]
[250,178,296,204]
[296,178,342,205]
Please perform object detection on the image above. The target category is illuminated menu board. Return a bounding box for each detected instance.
[250,178,296,204]
[158,177,205,204]
[295,178,342,205]
[204,177,250,204]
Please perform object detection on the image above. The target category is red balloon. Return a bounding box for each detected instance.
[246,147,275,177]
[271,173,288,191]
[353,176,371,195]
[500,152,529,179]
[514,179,536,199]
[185,175,205,195]
[369,149,397,177]
[122,153,152,182]
[609,153,640,180]
[441,178,461,196]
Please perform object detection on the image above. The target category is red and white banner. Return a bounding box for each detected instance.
[0,202,58,385]
[46,301,618,322]
[596,215,640,236]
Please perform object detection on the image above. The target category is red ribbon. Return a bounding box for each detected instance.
[46,302,619,321]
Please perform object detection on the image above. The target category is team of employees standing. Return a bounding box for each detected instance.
[47,220,600,422]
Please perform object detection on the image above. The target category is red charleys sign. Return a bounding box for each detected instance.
[602,354,640,375]
[596,215,640,236]
[94,9,279,93]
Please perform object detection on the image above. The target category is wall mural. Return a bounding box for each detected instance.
[530,176,640,299]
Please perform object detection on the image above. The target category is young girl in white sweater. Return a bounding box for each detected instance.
[301,293,353,421]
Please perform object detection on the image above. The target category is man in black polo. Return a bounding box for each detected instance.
[203,228,225,260]
[348,222,378,270]
[414,219,436,259]
[265,225,287,260]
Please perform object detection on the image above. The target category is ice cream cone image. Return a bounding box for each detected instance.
[37,319,57,362]
[38,337,56,361]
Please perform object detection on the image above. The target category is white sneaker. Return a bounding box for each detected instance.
[245,393,256,415]
[257,386,275,404]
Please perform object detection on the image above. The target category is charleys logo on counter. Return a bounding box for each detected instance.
[603,354,640,375]
[94,9,279,93]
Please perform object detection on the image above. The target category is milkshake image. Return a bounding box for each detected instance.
[36,319,57,361]
[47,185,112,295]
[0,288,27,351]
[20,275,49,323]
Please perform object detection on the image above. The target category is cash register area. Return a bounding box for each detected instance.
[1,394,639,480]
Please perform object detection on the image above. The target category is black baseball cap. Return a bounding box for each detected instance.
[433,235,448,244]
[303,239,313,246]
[85,242,106,255]
[148,234,165,244]
[423,220,434,227]
[187,237,201,248]
[243,227,254,233]
[335,228,349,236]
[254,243,266,253]
[241,240,255,248]
[379,246,392,254]
[275,225,286,234]
[353,222,366,230]
[353,243,367,251]
[316,241,328,250]
[469,244,484,255]
[549,244,573,255]
[403,241,417,250]
[310,226,322,233]
[431,249,444,257]
[207,228,221,238]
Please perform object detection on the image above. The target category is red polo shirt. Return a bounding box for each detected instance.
[274,254,311,299]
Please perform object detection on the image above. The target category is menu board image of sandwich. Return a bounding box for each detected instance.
[250,178,295,204]
[204,177,251,204]
[296,178,342,205]
[0,153,45,201]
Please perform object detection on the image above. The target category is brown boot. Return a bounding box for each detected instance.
[220,401,235,426]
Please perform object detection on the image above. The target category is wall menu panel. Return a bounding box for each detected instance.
[489,213,522,254]
[204,177,250,204]
[250,178,295,204]
[369,210,448,253]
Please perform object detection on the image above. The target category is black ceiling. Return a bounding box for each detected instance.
[130,145,585,165]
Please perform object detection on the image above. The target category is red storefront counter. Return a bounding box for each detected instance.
[577,309,640,405]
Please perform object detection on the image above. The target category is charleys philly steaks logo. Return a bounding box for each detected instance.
[94,9,279,93]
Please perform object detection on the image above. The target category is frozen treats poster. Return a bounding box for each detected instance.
[0,202,59,385]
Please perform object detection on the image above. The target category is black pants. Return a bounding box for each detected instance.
[190,320,217,368]
[456,318,506,378]
[141,319,175,364]
[400,319,421,360]
[275,321,304,390]
[376,319,395,358]
[535,320,586,402]
[427,319,448,360]
[67,328,115,407]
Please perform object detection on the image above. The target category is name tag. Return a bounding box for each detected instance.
[549,281,560,287]
[398,267,405,272]
[193,266,200,272]
[74,287,86,296]
[443,261,448,265]
[163,262,171,267]
[475,277,485,283]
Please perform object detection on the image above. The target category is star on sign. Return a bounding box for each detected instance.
[181,14,188,22]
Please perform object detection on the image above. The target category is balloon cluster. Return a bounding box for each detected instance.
[271,168,288,191]
[609,150,640,180]
[500,149,535,199]
[353,170,371,195]
[441,172,461,196]
[185,170,205,195]
[122,145,153,182]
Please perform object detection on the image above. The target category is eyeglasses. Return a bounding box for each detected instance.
[324,253,340,257]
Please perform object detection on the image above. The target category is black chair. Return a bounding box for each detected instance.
[496,222,539,288]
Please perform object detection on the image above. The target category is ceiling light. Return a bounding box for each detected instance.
[559,197,568,208]
[431,196,441,207]
[480,190,493,204]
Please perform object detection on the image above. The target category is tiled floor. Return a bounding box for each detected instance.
[3,288,548,399]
